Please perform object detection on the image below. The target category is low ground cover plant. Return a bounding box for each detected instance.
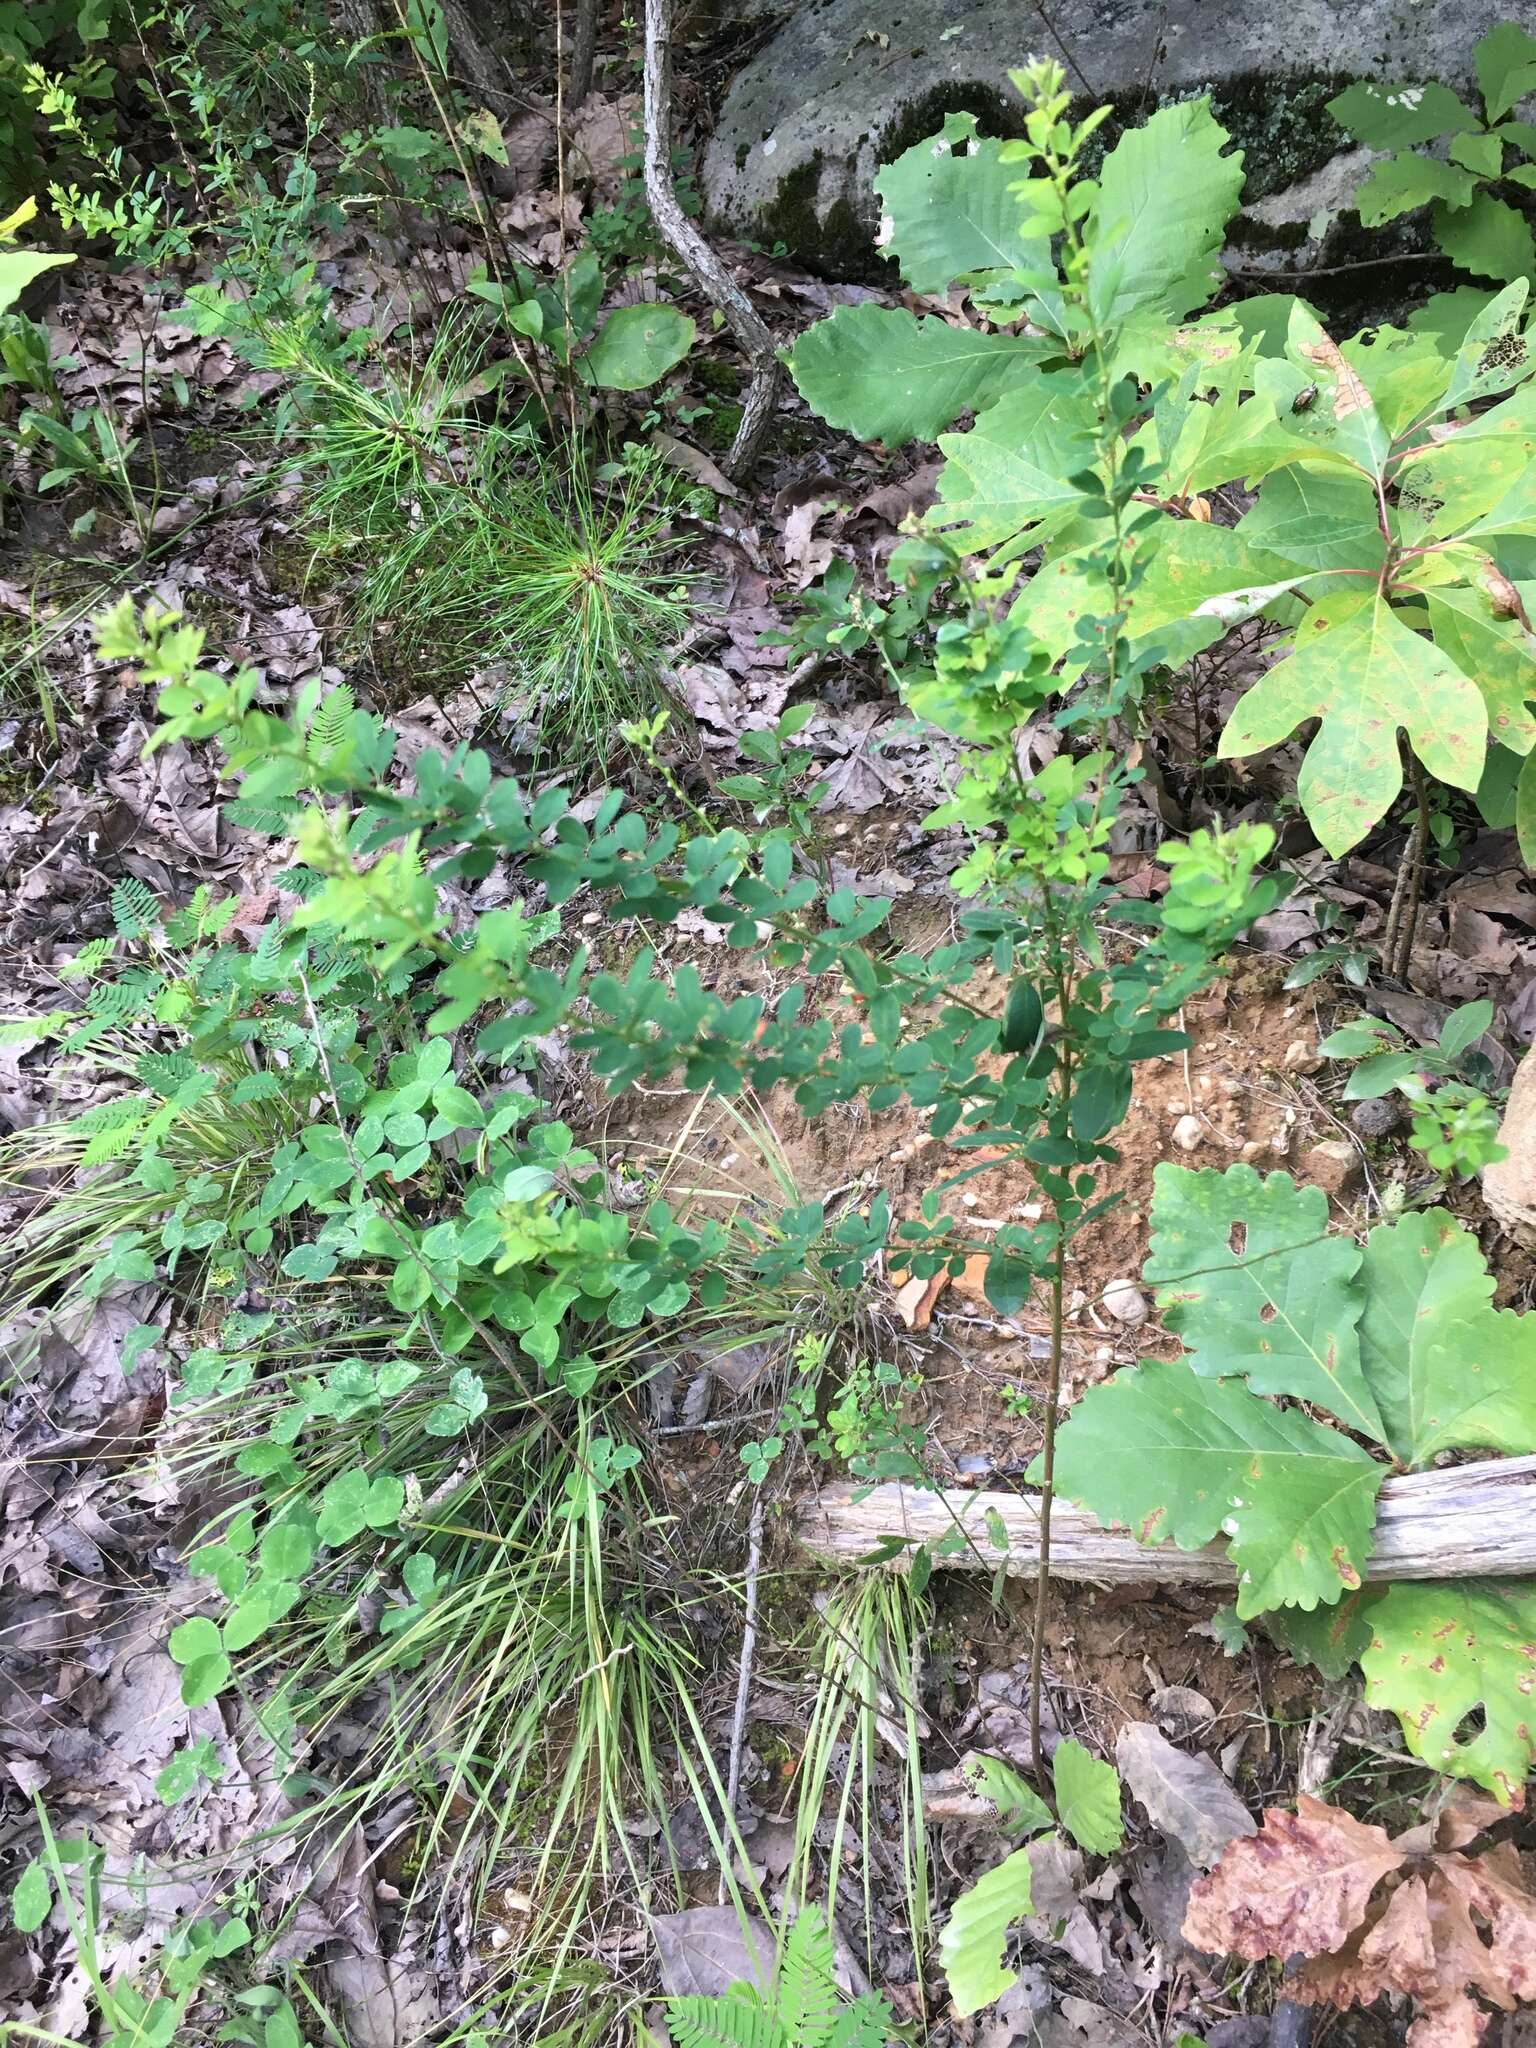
[11,18,1536,2045]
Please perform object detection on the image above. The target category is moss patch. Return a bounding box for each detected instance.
[762,152,896,282]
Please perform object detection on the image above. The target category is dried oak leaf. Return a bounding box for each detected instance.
[1407,1993,1490,2048]
[1182,1794,1404,1960]
[1436,1842,1536,2004]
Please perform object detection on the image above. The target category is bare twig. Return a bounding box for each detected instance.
[720,1494,765,1899]
[642,0,783,477]
[1382,748,1428,983]
[567,0,599,107]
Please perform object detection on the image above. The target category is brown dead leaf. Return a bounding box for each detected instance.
[1437,1844,1536,2003]
[1356,1876,1440,2001]
[1435,1788,1510,1854]
[1182,1793,1404,1960]
[889,1266,949,1329]
[650,430,739,499]
[1407,1994,1490,2048]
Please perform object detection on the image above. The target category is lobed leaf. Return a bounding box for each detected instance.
[1144,1163,1384,1444]
[1043,1356,1384,1616]
[787,303,1056,445]
[1361,1581,1536,1802]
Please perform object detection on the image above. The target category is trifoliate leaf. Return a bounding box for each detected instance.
[1361,1581,1536,1802]
[1218,587,1487,856]
[1086,99,1244,328]
[939,1844,1035,2017]
[1043,1357,1383,1616]
[1357,1210,1536,1466]
[1053,1739,1123,1855]
[787,304,1055,444]
[1144,1163,1385,1445]
[876,114,1051,296]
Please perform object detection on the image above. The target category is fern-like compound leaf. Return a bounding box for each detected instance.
[111,876,161,940]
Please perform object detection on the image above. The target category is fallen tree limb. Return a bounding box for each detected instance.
[795,1455,1536,1587]
[642,0,782,477]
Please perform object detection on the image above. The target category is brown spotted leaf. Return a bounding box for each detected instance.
[1360,1582,1536,1804]
[1182,1794,1404,1960]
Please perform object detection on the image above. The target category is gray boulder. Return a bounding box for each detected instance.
[700,0,1523,301]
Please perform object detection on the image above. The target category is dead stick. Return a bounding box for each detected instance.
[796,1456,1536,1587]
[642,0,783,477]
[720,1495,765,1901]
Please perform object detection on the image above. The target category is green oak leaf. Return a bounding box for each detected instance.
[1042,1357,1384,1616]
[1358,1209,1536,1466]
[939,1845,1035,2017]
[929,375,1097,554]
[787,304,1055,445]
[1326,80,1475,149]
[1053,1739,1123,1855]
[1144,1162,1385,1444]
[1354,154,1477,226]
[1361,1580,1536,1802]
[1263,1589,1381,1681]
[1478,22,1536,124]
[1085,98,1244,328]
[1434,194,1536,286]
[876,113,1051,296]
[1217,588,1487,857]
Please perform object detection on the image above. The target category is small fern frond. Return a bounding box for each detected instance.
[135,1050,197,1094]
[69,1096,150,1134]
[64,938,116,979]
[779,1912,841,2047]
[666,1995,788,2048]
[231,1071,284,1104]
[0,1012,66,1047]
[308,682,356,755]
[111,876,161,940]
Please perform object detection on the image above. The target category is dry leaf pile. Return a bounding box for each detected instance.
[1184,1791,1536,2046]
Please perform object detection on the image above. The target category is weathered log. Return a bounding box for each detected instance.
[795,1455,1536,1587]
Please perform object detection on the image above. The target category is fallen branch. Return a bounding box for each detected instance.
[795,1454,1536,1587]
[642,0,783,477]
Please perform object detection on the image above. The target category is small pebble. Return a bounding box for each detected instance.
[1304,1138,1362,1197]
[1103,1278,1150,1325]
[1094,1343,1115,1363]
[1240,1140,1264,1161]
[1171,1113,1204,1152]
[957,1453,995,1479]
[1351,1097,1402,1139]
[1283,1037,1321,1074]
